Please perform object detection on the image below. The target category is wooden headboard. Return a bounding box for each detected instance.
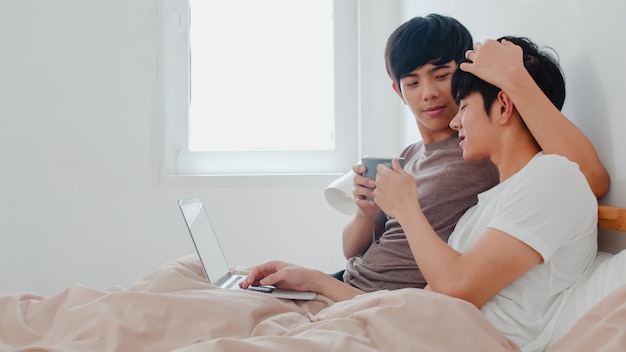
[598,205,626,232]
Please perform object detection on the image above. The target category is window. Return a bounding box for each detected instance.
[159,0,358,182]
[157,0,404,187]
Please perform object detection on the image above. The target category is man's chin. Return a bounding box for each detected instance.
[462,151,479,162]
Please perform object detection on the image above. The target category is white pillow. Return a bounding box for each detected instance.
[549,250,626,344]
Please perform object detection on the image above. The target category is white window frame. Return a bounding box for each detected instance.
[154,0,404,188]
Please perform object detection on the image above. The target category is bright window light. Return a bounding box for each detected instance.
[188,0,335,152]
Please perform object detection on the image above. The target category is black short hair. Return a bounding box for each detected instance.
[451,36,566,114]
[385,14,473,89]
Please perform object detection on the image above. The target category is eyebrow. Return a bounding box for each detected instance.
[430,63,453,72]
[402,64,454,79]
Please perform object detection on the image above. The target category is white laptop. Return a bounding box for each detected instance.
[177,198,317,300]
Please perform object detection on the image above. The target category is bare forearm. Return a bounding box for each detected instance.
[245,262,366,302]
[395,202,545,309]
[310,270,366,302]
[395,207,462,292]
[390,199,502,307]
[342,214,376,258]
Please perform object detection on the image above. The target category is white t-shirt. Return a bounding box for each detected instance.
[448,153,597,352]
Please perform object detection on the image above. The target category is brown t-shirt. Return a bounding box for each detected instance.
[344,133,499,291]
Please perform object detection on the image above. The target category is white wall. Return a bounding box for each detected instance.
[400,0,626,252]
[0,0,355,295]
[2,0,625,296]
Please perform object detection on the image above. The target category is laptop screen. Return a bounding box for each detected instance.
[178,198,231,283]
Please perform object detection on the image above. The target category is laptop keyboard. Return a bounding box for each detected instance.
[247,285,275,293]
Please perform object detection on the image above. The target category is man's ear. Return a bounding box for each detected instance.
[391,82,407,104]
[496,90,516,125]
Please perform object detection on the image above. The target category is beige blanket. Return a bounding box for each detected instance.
[1,255,623,351]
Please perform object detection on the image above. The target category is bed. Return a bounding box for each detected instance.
[1,205,625,351]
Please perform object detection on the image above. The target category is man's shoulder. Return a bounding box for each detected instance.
[401,141,425,155]
[525,153,581,177]
[508,153,595,207]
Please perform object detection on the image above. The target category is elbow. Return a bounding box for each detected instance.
[591,169,610,199]
[429,279,489,309]
[342,247,357,260]
[342,240,368,259]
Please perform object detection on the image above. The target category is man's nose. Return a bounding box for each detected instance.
[421,80,439,100]
[450,114,462,130]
